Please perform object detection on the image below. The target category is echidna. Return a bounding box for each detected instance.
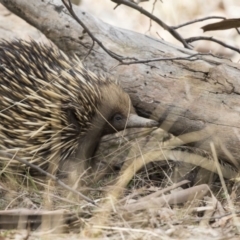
[0,40,158,173]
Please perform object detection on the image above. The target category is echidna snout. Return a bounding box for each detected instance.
[0,40,158,172]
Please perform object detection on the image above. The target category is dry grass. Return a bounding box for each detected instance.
[0,128,239,239]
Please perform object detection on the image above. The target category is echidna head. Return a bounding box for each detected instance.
[68,71,159,162]
[71,80,158,162]
[90,82,158,136]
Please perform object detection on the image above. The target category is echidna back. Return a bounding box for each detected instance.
[0,40,106,168]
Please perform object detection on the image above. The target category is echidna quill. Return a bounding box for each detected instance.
[0,40,158,174]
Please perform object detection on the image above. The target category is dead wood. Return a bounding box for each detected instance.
[122,184,211,212]
[1,0,240,163]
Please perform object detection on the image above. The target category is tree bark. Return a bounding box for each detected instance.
[1,0,240,163]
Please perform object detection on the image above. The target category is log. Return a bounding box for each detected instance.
[1,0,240,164]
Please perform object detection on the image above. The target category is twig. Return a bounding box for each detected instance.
[146,0,157,34]
[186,36,240,54]
[116,53,221,65]
[62,0,136,62]
[172,16,226,30]
[111,0,191,49]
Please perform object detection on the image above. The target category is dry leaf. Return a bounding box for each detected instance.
[202,18,240,32]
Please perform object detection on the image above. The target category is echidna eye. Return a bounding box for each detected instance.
[113,113,123,121]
